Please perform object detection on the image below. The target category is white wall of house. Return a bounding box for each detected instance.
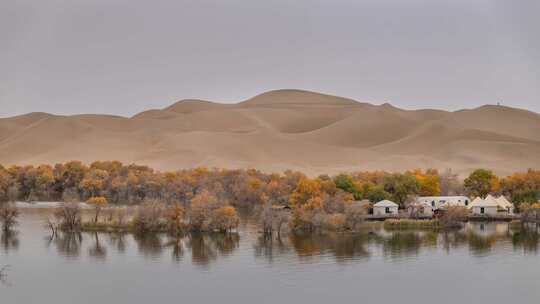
[421,206,434,217]
[471,206,498,216]
[407,203,433,217]
[501,207,514,215]
[495,196,515,214]
[417,196,470,209]
[373,206,398,216]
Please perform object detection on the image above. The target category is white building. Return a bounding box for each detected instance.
[469,196,498,216]
[416,196,471,210]
[495,196,514,214]
[407,201,434,217]
[373,200,399,216]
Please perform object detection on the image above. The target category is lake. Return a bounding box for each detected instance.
[1,210,540,304]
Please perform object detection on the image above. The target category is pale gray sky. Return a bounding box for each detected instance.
[2,0,539,117]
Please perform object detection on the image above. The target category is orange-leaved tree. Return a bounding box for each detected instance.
[166,202,186,234]
[289,178,322,207]
[212,206,240,232]
[413,169,441,196]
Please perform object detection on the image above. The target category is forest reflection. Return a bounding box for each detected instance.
[291,233,371,262]
[34,223,540,264]
[186,233,240,267]
[45,232,82,259]
[42,231,240,266]
[512,226,540,254]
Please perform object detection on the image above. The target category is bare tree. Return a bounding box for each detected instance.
[274,209,291,239]
[344,203,367,231]
[115,207,129,226]
[7,186,19,203]
[260,203,274,235]
[88,232,107,260]
[0,203,19,232]
[407,204,424,219]
[260,203,291,238]
[520,203,540,223]
[133,200,166,233]
[405,195,425,219]
[62,187,80,203]
[44,217,58,238]
[54,202,82,232]
[439,206,468,229]
[440,169,463,196]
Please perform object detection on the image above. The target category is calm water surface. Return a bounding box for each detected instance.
[1,210,540,304]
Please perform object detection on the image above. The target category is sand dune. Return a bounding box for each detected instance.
[1,89,539,176]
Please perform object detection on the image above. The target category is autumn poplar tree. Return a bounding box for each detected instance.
[87,196,108,223]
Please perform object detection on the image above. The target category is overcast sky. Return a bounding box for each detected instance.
[2,0,539,117]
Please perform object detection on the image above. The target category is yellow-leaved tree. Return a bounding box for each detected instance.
[87,196,108,223]
[212,206,240,232]
[414,169,441,196]
[289,178,322,207]
[166,202,186,235]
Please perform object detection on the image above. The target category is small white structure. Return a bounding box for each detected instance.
[468,196,500,216]
[407,201,434,217]
[373,200,399,216]
[495,196,514,214]
[416,196,471,210]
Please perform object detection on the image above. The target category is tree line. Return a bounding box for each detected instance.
[1,162,539,207]
[1,162,539,233]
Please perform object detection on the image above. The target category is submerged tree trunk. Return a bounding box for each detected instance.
[94,207,101,223]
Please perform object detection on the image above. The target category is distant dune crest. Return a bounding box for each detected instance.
[1,89,539,176]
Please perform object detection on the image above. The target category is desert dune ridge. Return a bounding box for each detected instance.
[1,89,539,176]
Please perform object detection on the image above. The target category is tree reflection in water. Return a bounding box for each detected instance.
[289,233,370,263]
[134,233,164,259]
[255,227,535,262]
[422,231,439,248]
[466,231,498,256]
[212,233,240,256]
[185,233,240,268]
[0,265,11,287]
[43,230,241,264]
[370,223,540,258]
[440,231,468,253]
[164,235,185,263]
[512,224,540,254]
[107,233,127,254]
[88,232,107,260]
[1,230,19,254]
[374,232,424,258]
[39,223,540,263]
[253,234,291,263]
[46,232,82,258]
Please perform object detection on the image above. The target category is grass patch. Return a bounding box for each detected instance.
[81,221,137,233]
[360,221,383,231]
[80,221,167,233]
[383,219,440,230]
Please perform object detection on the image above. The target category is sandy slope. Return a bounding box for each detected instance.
[1,89,539,176]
